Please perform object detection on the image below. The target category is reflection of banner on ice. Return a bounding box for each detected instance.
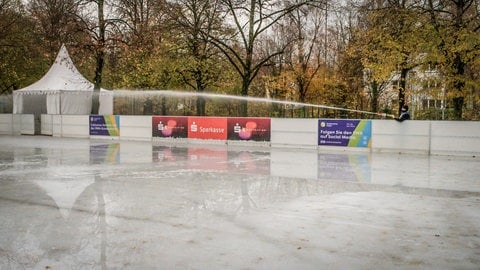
[152,146,188,162]
[227,118,271,141]
[152,116,188,138]
[318,153,371,182]
[187,148,271,173]
[227,151,270,175]
[90,143,120,164]
[188,148,228,170]
[90,115,120,136]
[318,119,371,148]
[151,145,270,175]
[348,154,371,182]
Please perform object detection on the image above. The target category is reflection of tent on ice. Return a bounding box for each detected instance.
[32,179,95,219]
[13,44,113,115]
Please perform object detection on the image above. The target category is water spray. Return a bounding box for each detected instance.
[375,112,396,119]
[114,90,396,118]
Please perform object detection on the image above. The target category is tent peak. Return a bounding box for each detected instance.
[15,44,94,92]
[54,44,80,74]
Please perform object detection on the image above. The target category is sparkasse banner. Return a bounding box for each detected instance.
[318,119,371,147]
[227,118,271,141]
[152,116,188,138]
[188,117,228,140]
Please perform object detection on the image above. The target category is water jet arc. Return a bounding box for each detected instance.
[114,90,393,118]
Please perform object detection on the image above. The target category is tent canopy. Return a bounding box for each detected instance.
[13,45,113,115]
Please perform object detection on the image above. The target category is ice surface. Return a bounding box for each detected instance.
[0,136,479,269]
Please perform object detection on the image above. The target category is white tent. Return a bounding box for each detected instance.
[13,44,113,115]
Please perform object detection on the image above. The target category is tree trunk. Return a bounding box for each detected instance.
[196,96,206,116]
[452,96,464,119]
[239,76,249,117]
[194,68,206,116]
[397,68,408,115]
[452,53,465,119]
[161,96,167,115]
[236,0,256,118]
[92,0,105,115]
[370,80,379,113]
[91,48,102,114]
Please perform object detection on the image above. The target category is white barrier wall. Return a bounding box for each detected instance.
[12,114,21,135]
[271,118,318,149]
[119,116,152,141]
[1,114,479,156]
[20,114,35,135]
[41,114,53,135]
[0,114,12,135]
[370,120,480,156]
[56,115,90,138]
[4,114,38,135]
[52,115,62,137]
[430,121,480,156]
[371,120,431,154]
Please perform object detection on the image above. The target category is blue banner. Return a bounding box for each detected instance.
[318,119,371,147]
[90,115,120,136]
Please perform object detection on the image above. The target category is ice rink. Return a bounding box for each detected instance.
[1,135,479,269]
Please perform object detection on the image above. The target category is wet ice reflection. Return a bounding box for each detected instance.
[0,136,479,269]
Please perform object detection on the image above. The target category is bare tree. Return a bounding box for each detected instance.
[167,0,225,116]
[209,0,322,116]
[75,0,122,114]
[28,0,84,58]
[113,0,167,46]
[283,3,325,104]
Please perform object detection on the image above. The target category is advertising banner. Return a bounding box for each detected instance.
[318,119,371,147]
[152,116,188,138]
[90,115,120,136]
[188,117,227,140]
[227,118,271,141]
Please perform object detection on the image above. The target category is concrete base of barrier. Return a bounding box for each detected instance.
[227,140,271,148]
[152,137,189,145]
